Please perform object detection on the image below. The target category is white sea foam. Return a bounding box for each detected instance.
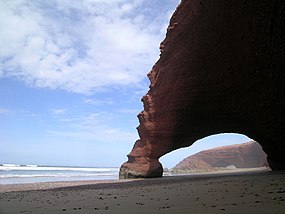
[0,164,119,184]
[0,165,117,172]
[0,173,119,179]
[2,164,21,167]
[26,165,38,167]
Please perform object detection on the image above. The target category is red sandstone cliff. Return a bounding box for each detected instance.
[172,141,268,173]
[120,0,285,178]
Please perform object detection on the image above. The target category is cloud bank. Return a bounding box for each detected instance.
[0,0,176,94]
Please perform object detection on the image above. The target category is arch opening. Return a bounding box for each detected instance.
[160,133,270,175]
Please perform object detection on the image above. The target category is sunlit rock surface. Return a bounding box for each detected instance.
[172,141,268,173]
[120,0,285,178]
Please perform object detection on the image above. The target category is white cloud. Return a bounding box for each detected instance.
[9,110,41,120]
[47,111,138,144]
[83,98,114,105]
[0,108,10,114]
[51,108,66,115]
[47,128,137,145]
[0,0,175,94]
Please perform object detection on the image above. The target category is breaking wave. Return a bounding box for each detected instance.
[0,164,119,184]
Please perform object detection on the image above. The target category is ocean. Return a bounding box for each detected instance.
[0,164,119,184]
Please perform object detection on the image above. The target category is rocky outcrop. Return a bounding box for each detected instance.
[172,141,268,173]
[173,156,213,173]
[120,0,285,178]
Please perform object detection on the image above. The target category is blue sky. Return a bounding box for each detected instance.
[0,0,251,168]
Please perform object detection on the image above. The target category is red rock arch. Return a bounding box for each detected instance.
[119,0,285,178]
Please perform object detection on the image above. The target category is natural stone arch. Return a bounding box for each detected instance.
[119,0,285,178]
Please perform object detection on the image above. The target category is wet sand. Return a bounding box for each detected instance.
[0,170,285,214]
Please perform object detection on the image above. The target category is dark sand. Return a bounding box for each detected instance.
[0,169,285,214]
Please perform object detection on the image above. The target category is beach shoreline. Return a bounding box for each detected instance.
[0,167,270,193]
[1,169,284,213]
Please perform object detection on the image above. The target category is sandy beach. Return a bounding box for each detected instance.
[0,170,285,214]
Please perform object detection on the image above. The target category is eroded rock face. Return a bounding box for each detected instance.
[120,0,285,178]
[172,141,268,173]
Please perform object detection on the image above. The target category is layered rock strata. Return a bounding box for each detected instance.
[172,141,268,173]
[120,0,285,178]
